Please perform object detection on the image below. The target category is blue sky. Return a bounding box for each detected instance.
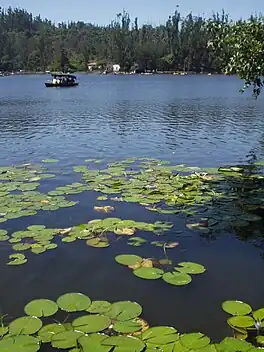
[1,0,262,25]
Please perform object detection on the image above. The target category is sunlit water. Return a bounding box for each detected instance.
[0,74,264,343]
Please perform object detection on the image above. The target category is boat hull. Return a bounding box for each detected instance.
[45,82,79,88]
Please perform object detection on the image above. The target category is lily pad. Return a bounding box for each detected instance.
[51,330,84,349]
[86,238,110,248]
[133,267,164,280]
[128,237,147,247]
[113,320,142,334]
[162,272,192,286]
[253,308,264,321]
[12,243,32,251]
[42,159,58,163]
[102,335,145,352]
[57,293,91,312]
[222,301,252,316]
[9,316,43,335]
[114,228,136,235]
[72,315,111,333]
[87,301,112,314]
[176,262,206,275]
[24,299,58,317]
[228,316,255,328]
[7,253,27,265]
[218,337,252,352]
[38,323,66,343]
[115,254,143,266]
[141,326,179,345]
[78,334,111,352]
[256,336,264,345]
[0,335,40,352]
[106,301,142,321]
[180,333,210,349]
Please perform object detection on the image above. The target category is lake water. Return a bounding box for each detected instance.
[0,74,264,344]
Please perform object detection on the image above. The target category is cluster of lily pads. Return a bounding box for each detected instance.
[72,158,264,233]
[223,300,264,345]
[115,254,206,286]
[0,292,263,352]
[0,163,77,223]
[3,218,172,265]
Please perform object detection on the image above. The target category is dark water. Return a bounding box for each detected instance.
[1,74,264,343]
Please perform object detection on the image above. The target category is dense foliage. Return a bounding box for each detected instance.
[0,6,230,73]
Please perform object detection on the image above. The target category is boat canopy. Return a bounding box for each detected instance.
[50,72,77,79]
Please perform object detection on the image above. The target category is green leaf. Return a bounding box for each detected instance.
[72,315,111,333]
[0,335,40,352]
[12,243,32,251]
[57,293,91,312]
[102,335,146,352]
[51,330,84,349]
[86,238,110,248]
[106,301,142,321]
[256,336,264,345]
[115,254,143,266]
[253,308,264,321]
[42,159,58,163]
[176,262,206,274]
[7,253,27,266]
[222,301,252,316]
[27,225,46,231]
[113,320,142,333]
[78,334,112,352]
[133,267,164,280]
[162,272,192,286]
[24,299,58,317]
[38,323,66,343]
[9,316,43,335]
[218,337,252,352]
[87,301,112,314]
[141,326,179,345]
[180,333,210,349]
[228,316,255,328]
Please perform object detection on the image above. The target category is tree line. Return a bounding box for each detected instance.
[0,6,232,73]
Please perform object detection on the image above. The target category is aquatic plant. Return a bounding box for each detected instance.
[115,254,206,286]
[0,292,262,351]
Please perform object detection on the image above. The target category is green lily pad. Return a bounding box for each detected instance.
[31,246,46,254]
[72,315,111,333]
[24,299,58,317]
[113,320,142,333]
[222,301,252,316]
[7,253,27,265]
[0,235,9,241]
[51,330,84,349]
[228,316,255,328]
[86,238,110,248]
[87,301,112,314]
[102,335,145,352]
[256,336,264,345]
[57,293,91,312]
[128,237,147,247]
[141,326,179,345]
[0,229,8,236]
[0,335,40,352]
[97,196,108,201]
[176,262,206,274]
[218,337,252,352]
[38,323,66,343]
[162,272,192,286]
[106,301,142,321]
[133,267,164,280]
[115,254,143,266]
[12,243,32,251]
[253,308,264,321]
[0,326,8,337]
[9,316,43,335]
[180,333,210,349]
[78,334,112,352]
[27,225,46,231]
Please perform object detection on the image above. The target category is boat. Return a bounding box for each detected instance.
[45,73,79,87]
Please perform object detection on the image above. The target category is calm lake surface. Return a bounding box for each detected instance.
[1,74,264,343]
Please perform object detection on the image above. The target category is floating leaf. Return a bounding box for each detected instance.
[228,316,255,328]
[72,315,111,333]
[24,299,58,317]
[222,301,252,316]
[27,225,46,231]
[12,243,32,251]
[97,196,108,201]
[141,326,179,345]
[7,253,27,265]
[253,308,264,321]
[256,336,264,345]
[9,316,42,335]
[94,206,115,213]
[102,335,145,352]
[38,323,66,343]
[162,272,192,286]
[133,267,164,280]
[86,238,110,248]
[0,335,40,352]
[128,237,147,247]
[57,293,91,312]
[180,333,210,349]
[113,320,142,333]
[114,228,136,235]
[106,301,142,321]
[218,337,252,352]
[78,334,111,352]
[87,301,112,314]
[51,330,84,349]
[115,254,143,266]
[176,262,206,275]
[42,159,58,163]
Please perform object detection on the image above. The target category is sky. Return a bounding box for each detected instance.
[1,0,263,25]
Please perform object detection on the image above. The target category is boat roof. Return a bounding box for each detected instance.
[50,72,77,79]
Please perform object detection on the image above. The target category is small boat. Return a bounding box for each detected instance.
[45,73,79,87]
